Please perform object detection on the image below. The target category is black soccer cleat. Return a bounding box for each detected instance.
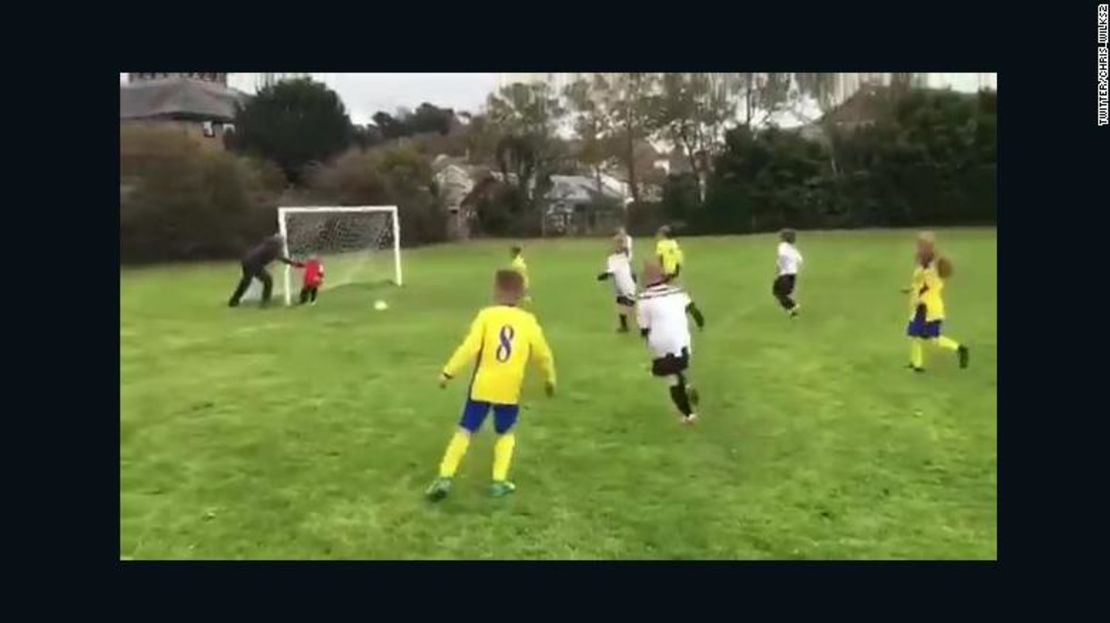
[958,345,970,369]
[907,364,925,373]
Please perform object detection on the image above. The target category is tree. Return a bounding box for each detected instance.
[408,102,456,135]
[734,72,793,130]
[606,73,658,204]
[227,78,353,184]
[890,72,926,93]
[648,73,736,203]
[458,112,500,165]
[485,81,567,205]
[564,75,617,199]
[372,111,408,140]
[372,103,458,140]
[793,72,845,177]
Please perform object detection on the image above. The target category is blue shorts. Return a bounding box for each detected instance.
[906,305,942,338]
[458,400,520,434]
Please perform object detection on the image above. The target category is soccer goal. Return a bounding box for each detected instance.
[275,206,402,306]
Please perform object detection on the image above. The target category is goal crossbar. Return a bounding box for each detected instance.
[279,206,397,214]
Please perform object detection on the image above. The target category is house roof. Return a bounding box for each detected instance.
[120,77,249,122]
[820,84,891,127]
[545,175,625,204]
[811,84,979,130]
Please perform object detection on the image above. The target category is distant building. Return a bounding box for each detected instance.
[541,174,628,236]
[120,74,249,150]
[433,155,479,240]
[129,72,228,85]
[797,72,996,115]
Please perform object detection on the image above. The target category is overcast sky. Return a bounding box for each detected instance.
[120,72,499,124]
[296,73,499,123]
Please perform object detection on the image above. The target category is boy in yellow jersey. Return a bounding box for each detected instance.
[655,225,685,282]
[426,269,556,500]
[509,245,531,303]
[904,232,970,372]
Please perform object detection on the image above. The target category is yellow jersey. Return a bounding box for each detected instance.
[511,256,530,290]
[443,305,555,404]
[909,260,946,322]
[656,239,684,275]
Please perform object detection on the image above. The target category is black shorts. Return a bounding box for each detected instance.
[616,295,635,306]
[773,274,796,296]
[651,348,690,377]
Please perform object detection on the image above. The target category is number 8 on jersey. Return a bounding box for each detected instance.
[495,325,515,362]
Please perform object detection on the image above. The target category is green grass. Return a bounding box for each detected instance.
[120,229,997,559]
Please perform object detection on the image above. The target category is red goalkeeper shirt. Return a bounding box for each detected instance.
[303,259,324,287]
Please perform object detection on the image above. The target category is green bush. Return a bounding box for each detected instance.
[472,184,539,238]
[704,88,996,233]
[120,128,282,263]
[305,144,447,246]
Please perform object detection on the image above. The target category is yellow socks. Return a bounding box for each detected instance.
[911,336,962,368]
[439,430,516,482]
[935,336,960,351]
[493,433,516,482]
[910,338,925,369]
[438,430,471,478]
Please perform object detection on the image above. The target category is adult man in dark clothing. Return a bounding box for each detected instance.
[227,234,303,307]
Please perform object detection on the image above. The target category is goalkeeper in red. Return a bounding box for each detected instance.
[426,269,557,500]
[298,255,324,305]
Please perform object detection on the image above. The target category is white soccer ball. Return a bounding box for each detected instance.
[374,300,389,311]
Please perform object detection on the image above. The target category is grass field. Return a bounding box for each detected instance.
[120,229,997,559]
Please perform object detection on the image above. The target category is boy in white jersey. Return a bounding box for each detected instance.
[772,228,803,317]
[597,237,638,332]
[636,260,706,424]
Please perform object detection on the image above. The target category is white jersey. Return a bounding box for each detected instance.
[637,283,693,358]
[777,242,803,276]
[605,253,637,298]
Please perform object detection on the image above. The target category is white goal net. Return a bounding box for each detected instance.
[264,206,402,305]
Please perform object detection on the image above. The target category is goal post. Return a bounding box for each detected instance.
[275,206,402,306]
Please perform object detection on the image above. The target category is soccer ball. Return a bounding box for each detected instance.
[374,300,389,311]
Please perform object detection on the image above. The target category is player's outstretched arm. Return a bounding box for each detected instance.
[278,256,304,268]
[686,302,705,329]
[596,272,611,281]
[441,313,485,385]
